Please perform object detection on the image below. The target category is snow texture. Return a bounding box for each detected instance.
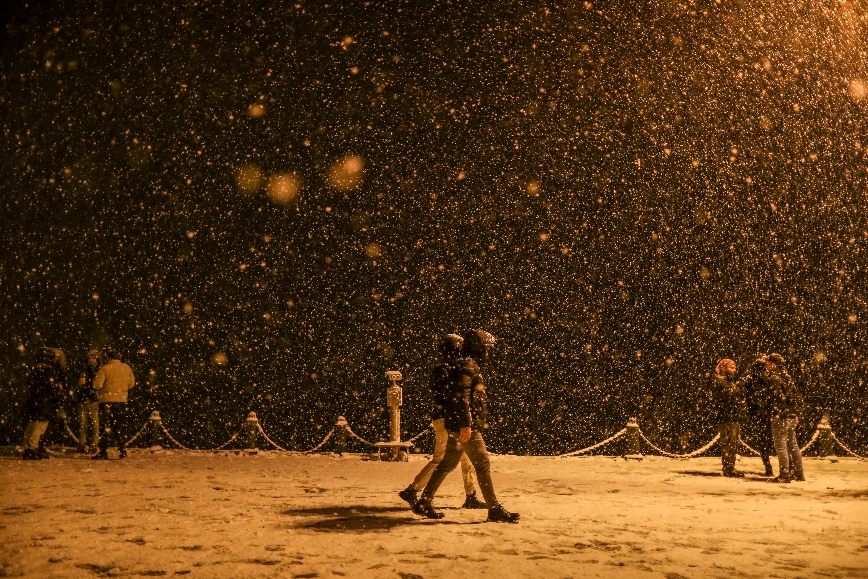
[1,451,866,578]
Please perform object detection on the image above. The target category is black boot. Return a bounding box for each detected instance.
[37,443,51,459]
[92,450,109,460]
[22,448,41,460]
[462,492,488,509]
[761,456,773,477]
[487,503,520,523]
[118,448,127,459]
[412,497,444,519]
[398,485,418,508]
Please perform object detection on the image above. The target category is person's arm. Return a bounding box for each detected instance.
[93,368,105,392]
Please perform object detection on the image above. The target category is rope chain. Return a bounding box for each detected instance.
[256,423,288,451]
[559,428,628,457]
[159,423,193,450]
[638,429,720,458]
[830,432,868,460]
[303,428,335,453]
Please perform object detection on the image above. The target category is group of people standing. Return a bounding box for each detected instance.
[21,347,136,460]
[398,329,520,523]
[713,353,806,482]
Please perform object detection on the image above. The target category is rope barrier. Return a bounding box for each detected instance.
[830,432,868,460]
[124,422,150,447]
[738,437,761,456]
[303,428,335,453]
[799,429,821,454]
[559,428,628,457]
[638,429,720,459]
[62,415,80,445]
[345,425,376,446]
[255,423,288,451]
[406,427,432,444]
[159,423,193,450]
[212,430,241,451]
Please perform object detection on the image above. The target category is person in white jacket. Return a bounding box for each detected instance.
[92,350,135,460]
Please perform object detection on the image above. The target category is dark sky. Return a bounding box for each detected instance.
[1,0,867,454]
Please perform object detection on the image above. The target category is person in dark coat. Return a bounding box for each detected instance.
[412,329,519,523]
[399,334,486,510]
[71,350,101,453]
[742,355,775,476]
[766,353,805,483]
[21,347,66,460]
[712,358,747,477]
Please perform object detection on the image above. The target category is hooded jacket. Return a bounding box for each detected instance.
[24,348,65,421]
[94,358,136,403]
[442,330,492,432]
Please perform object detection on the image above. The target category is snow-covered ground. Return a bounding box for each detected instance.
[1,449,866,578]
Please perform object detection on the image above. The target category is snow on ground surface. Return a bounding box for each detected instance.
[1,449,867,579]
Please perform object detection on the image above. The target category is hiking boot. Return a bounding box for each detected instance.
[462,492,488,509]
[487,503,520,523]
[763,466,774,477]
[412,498,444,519]
[767,476,791,484]
[37,448,51,459]
[91,451,109,460]
[398,486,418,508]
[118,449,127,459]
[723,470,745,478]
[22,449,41,460]
[792,474,805,482]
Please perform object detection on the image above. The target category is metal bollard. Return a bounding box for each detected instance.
[817,411,834,457]
[148,411,163,449]
[244,411,259,450]
[334,416,348,455]
[625,417,641,456]
[385,371,403,461]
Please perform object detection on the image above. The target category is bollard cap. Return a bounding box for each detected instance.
[818,411,832,429]
[246,411,259,422]
[149,410,162,421]
[336,415,348,426]
[626,417,639,427]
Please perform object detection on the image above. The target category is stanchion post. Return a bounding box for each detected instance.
[244,411,259,450]
[817,411,834,457]
[148,411,163,449]
[625,417,641,457]
[386,370,403,461]
[334,416,348,455]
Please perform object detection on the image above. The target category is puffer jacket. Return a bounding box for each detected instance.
[93,359,136,403]
[769,370,804,419]
[712,373,747,424]
[442,357,489,432]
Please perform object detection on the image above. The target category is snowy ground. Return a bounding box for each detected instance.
[1,449,867,579]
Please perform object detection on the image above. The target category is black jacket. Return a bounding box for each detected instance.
[72,363,100,404]
[712,373,746,424]
[769,370,804,419]
[24,363,65,421]
[442,357,489,432]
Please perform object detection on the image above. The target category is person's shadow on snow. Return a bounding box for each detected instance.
[282,506,480,532]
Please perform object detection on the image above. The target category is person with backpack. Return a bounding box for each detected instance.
[411,329,519,523]
[712,358,747,477]
[21,347,67,460]
[398,334,487,511]
[766,353,806,483]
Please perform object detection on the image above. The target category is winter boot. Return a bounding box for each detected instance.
[398,485,418,508]
[792,473,805,482]
[767,476,791,484]
[22,448,41,460]
[92,450,109,460]
[412,497,445,519]
[763,465,774,477]
[723,469,745,478]
[462,492,488,509]
[487,503,520,523]
[118,448,127,459]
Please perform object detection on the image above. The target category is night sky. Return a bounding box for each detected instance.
[1,0,867,454]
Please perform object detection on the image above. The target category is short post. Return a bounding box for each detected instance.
[625,417,641,457]
[334,416,348,455]
[148,410,163,449]
[817,411,834,457]
[385,371,403,461]
[244,411,259,450]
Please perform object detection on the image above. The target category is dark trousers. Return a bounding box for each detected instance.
[98,402,128,452]
[719,422,740,473]
[421,429,498,508]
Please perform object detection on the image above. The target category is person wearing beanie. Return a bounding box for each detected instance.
[766,353,805,483]
[399,334,487,511]
[412,329,519,523]
[92,350,135,460]
[712,358,747,477]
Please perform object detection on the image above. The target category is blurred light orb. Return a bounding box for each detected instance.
[850,79,866,101]
[266,173,301,204]
[328,155,365,190]
[183,302,193,314]
[235,165,264,193]
[527,181,540,195]
[212,352,228,366]
[813,351,827,364]
[248,103,266,118]
[848,314,858,324]
[365,242,381,258]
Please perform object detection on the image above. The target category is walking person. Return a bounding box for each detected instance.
[712,358,747,477]
[412,329,519,523]
[92,350,135,460]
[21,347,67,460]
[766,353,805,483]
[72,350,101,453]
[398,334,487,510]
[743,355,775,476]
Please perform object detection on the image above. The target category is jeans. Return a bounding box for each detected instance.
[78,402,100,450]
[719,422,740,473]
[410,418,478,495]
[771,417,803,479]
[98,402,128,452]
[22,421,49,450]
[421,429,498,508]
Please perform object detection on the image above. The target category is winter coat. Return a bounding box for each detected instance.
[442,357,489,432]
[430,363,449,421]
[93,359,136,403]
[73,363,100,404]
[24,363,65,421]
[769,370,804,419]
[712,373,747,424]
[743,371,772,423]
